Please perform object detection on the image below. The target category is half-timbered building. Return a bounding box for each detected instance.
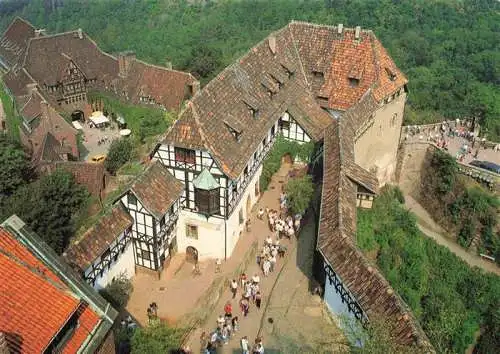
[117,162,183,272]
[64,204,134,289]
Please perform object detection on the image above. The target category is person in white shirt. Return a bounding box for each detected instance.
[263,259,271,276]
[269,255,276,272]
[230,279,238,299]
[258,208,264,220]
[241,336,250,354]
[265,235,272,246]
[252,273,260,284]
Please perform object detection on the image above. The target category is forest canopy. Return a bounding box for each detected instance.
[0,0,498,138]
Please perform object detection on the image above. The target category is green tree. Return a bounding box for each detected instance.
[0,133,32,200]
[105,138,134,174]
[7,170,89,254]
[285,175,314,215]
[131,323,185,353]
[99,273,133,309]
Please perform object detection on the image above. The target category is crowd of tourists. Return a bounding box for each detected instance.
[196,191,302,353]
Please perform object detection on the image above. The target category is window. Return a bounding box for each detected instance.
[141,250,151,261]
[255,182,259,197]
[195,188,220,215]
[186,224,198,239]
[174,147,195,164]
[391,113,398,127]
[127,193,137,206]
[239,209,244,225]
[349,78,359,88]
[271,125,276,136]
[279,119,290,131]
[101,249,111,267]
[160,216,165,228]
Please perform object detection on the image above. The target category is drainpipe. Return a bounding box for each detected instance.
[224,219,227,261]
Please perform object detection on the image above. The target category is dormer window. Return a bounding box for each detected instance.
[224,120,242,141]
[385,67,396,81]
[280,63,295,79]
[349,78,359,88]
[193,169,220,216]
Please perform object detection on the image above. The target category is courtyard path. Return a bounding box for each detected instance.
[185,165,344,353]
[405,195,500,275]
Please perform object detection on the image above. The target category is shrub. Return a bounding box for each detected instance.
[99,273,133,309]
[285,175,314,215]
[131,323,185,353]
[259,135,314,191]
[105,138,134,174]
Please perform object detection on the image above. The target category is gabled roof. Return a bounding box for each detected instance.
[26,92,79,161]
[0,227,100,353]
[1,67,36,98]
[289,22,407,111]
[0,17,36,68]
[39,161,106,197]
[163,25,332,179]
[113,59,198,111]
[128,161,183,219]
[317,121,430,348]
[23,31,118,86]
[20,90,43,122]
[65,204,133,269]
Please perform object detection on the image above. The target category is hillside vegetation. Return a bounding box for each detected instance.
[0,0,499,139]
[419,149,500,263]
[357,186,500,353]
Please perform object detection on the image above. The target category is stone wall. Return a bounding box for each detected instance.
[354,93,406,185]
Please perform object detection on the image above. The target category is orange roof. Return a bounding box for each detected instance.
[0,228,99,353]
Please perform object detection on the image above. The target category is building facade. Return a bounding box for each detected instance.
[64,204,134,289]
[117,162,183,272]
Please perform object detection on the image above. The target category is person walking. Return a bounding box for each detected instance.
[215,258,222,273]
[224,301,233,319]
[255,291,262,309]
[241,298,249,317]
[263,258,271,276]
[241,336,250,354]
[230,279,238,299]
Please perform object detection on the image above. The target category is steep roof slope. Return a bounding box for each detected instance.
[164,25,332,179]
[0,17,36,68]
[65,204,133,269]
[0,227,100,353]
[290,22,407,111]
[22,31,118,86]
[129,161,184,219]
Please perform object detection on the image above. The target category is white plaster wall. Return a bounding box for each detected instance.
[176,210,226,260]
[92,242,135,290]
[354,92,406,185]
[225,164,263,257]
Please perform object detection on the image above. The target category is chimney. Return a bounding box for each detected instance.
[34,29,45,38]
[268,36,276,55]
[192,81,200,95]
[118,51,136,78]
[355,26,361,40]
[77,28,83,39]
[26,83,38,95]
[337,23,343,34]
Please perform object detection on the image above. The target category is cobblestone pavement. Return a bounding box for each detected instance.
[186,165,345,353]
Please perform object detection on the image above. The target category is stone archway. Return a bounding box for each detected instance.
[186,246,198,263]
[246,195,251,218]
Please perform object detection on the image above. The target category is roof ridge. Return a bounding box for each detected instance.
[289,20,374,34]
[133,58,197,79]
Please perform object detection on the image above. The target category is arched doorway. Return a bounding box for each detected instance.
[281,153,293,165]
[71,110,84,122]
[186,246,198,263]
[246,195,251,218]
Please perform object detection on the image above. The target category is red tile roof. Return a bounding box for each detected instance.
[0,227,100,353]
[289,22,407,111]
